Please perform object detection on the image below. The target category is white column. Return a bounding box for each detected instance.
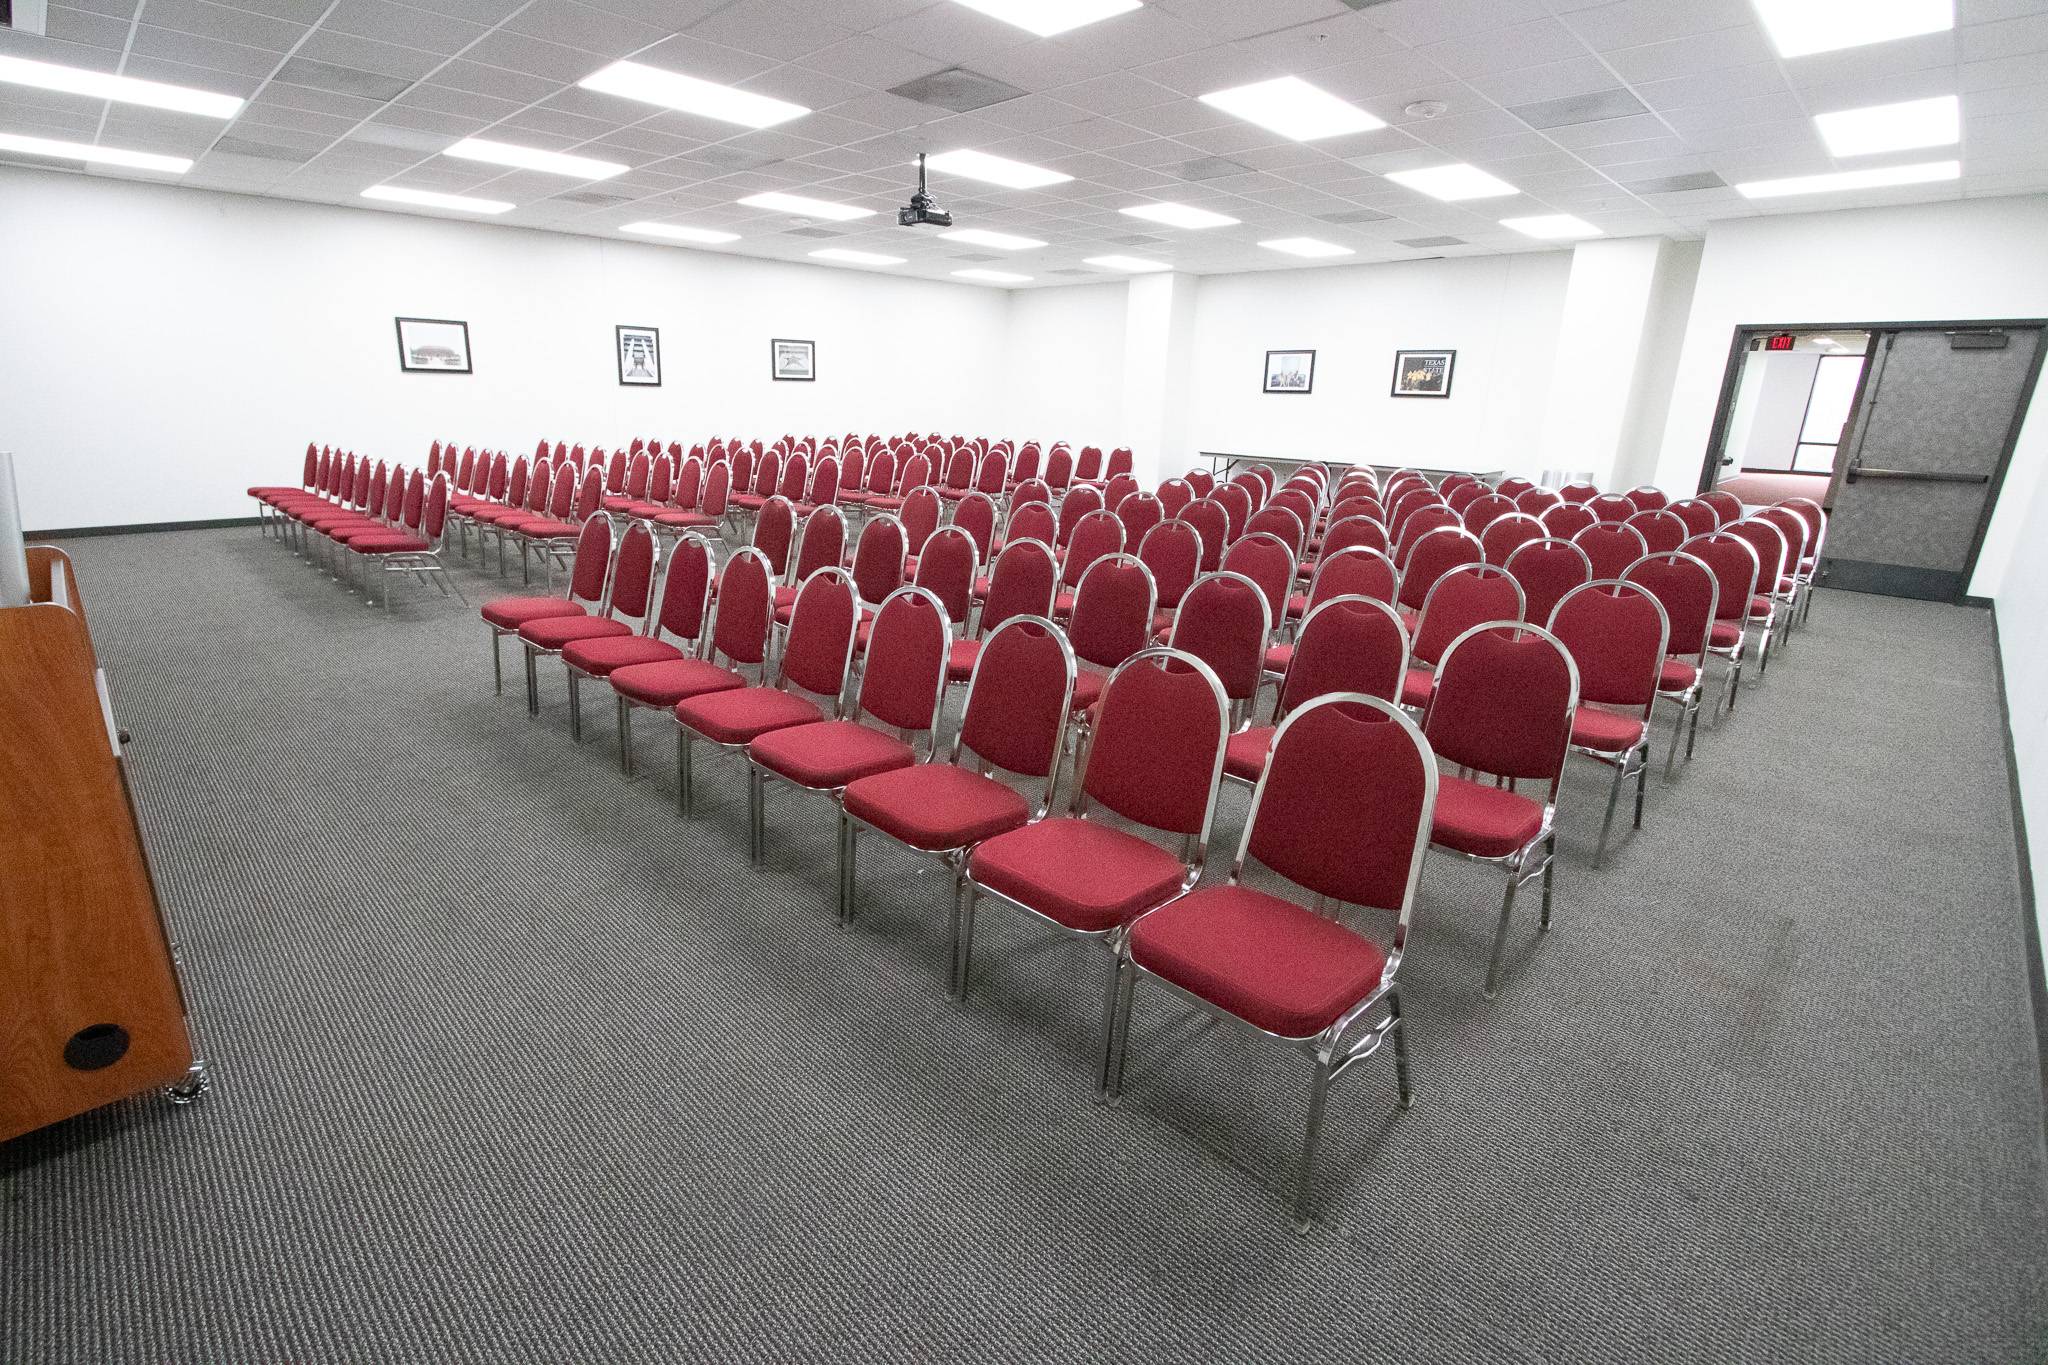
[1119,273,1200,486]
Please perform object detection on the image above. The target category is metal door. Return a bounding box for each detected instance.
[1821,327,2041,601]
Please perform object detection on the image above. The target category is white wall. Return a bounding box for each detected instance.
[1182,251,1573,475]
[0,165,1014,531]
[1993,395,2048,947]
[998,282,1126,455]
[1651,195,2048,597]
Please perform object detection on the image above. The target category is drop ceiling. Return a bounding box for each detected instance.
[1,0,2045,287]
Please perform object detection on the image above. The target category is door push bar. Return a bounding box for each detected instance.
[1845,461,1990,486]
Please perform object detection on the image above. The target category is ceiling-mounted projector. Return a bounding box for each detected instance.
[898,152,953,228]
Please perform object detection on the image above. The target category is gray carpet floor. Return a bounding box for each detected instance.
[5,525,2046,1364]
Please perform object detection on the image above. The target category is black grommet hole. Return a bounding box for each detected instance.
[63,1024,131,1071]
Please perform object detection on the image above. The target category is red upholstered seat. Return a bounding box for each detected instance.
[563,636,683,674]
[1571,707,1645,753]
[1660,659,1699,691]
[619,500,669,518]
[1398,666,1433,709]
[1749,596,1772,618]
[674,687,822,744]
[1709,621,1742,648]
[1431,774,1545,859]
[965,817,1188,934]
[521,615,631,650]
[1285,590,1308,617]
[482,596,587,629]
[946,637,981,682]
[346,532,429,553]
[1070,668,1106,712]
[653,509,718,529]
[842,763,1030,850]
[511,518,580,539]
[1053,589,1077,616]
[1129,884,1389,1038]
[749,720,915,789]
[609,657,745,707]
[1223,724,1273,782]
[600,494,638,512]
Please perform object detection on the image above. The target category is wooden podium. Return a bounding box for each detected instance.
[1,545,208,1143]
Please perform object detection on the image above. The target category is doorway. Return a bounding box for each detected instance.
[1702,321,2046,602]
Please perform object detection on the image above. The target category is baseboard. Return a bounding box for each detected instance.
[27,516,262,539]
[1987,606,2048,1138]
[1962,594,1994,609]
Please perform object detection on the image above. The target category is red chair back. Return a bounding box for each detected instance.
[1170,572,1271,705]
[1573,523,1648,581]
[1462,493,1514,532]
[1280,596,1409,714]
[1320,514,1389,561]
[1701,490,1744,524]
[851,514,908,605]
[1044,445,1073,491]
[1006,501,1057,548]
[778,568,858,699]
[1138,519,1201,612]
[1056,484,1104,545]
[753,496,796,576]
[1549,581,1668,709]
[980,539,1057,636]
[1541,503,1596,539]
[901,486,942,555]
[791,506,846,584]
[959,617,1074,788]
[655,534,715,647]
[1061,509,1125,589]
[1245,506,1305,560]
[1012,477,1051,508]
[1220,531,1294,629]
[1670,498,1719,537]
[1115,492,1164,550]
[1681,533,1759,624]
[1726,519,1787,596]
[1212,482,1252,541]
[1504,538,1592,627]
[914,526,977,625]
[1625,509,1686,555]
[1083,649,1228,840]
[1558,480,1599,505]
[1068,555,1157,671]
[1515,487,1560,516]
[1181,499,1228,572]
[566,514,614,608]
[859,586,951,734]
[1627,486,1669,512]
[1623,551,1717,668]
[1397,527,1483,610]
[954,492,997,561]
[1157,478,1192,518]
[1304,546,1397,609]
[1412,564,1525,667]
[711,549,774,668]
[1425,625,1578,784]
[1479,512,1544,565]
[1588,493,1635,524]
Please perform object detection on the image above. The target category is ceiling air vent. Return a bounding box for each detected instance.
[889,68,1027,114]
[210,137,311,162]
[553,190,630,206]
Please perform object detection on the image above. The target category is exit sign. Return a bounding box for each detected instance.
[1765,333,1797,351]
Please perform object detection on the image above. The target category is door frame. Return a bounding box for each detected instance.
[1698,318,2048,599]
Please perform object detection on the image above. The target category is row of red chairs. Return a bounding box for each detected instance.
[248,446,463,605]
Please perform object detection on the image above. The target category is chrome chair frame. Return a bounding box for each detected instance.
[1549,580,1670,866]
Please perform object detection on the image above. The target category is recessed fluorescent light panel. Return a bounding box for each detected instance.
[1384,163,1517,201]
[621,221,739,244]
[924,149,1071,189]
[0,132,191,173]
[938,227,1046,250]
[1752,0,1953,59]
[578,61,808,129]
[811,248,904,265]
[0,54,243,118]
[945,0,1141,38]
[1500,213,1601,239]
[738,191,876,221]
[954,269,1032,283]
[445,137,627,180]
[1120,201,1239,229]
[1815,94,1959,157]
[1084,255,1171,273]
[1198,75,1385,143]
[1734,159,1960,199]
[362,184,514,214]
[1259,237,1354,259]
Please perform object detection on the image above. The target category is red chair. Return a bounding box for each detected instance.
[1004,500,1057,551]
[867,451,929,514]
[962,648,1228,1029]
[1572,522,1648,581]
[566,533,715,774]
[1540,502,1596,540]
[1231,594,1408,786]
[1011,476,1052,510]
[1185,468,1215,498]
[674,567,859,822]
[1549,580,1668,865]
[1445,481,1482,515]
[773,505,847,623]
[793,452,839,517]
[1066,554,1159,717]
[910,525,977,634]
[1392,505,1459,565]
[899,487,942,562]
[1073,445,1105,487]
[1307,513,1389,574]
[1515,487,1561,517]
[1399,563,1525,709]
[748,585,951,867]
[480,512,610,694]
[1587,493,1636,524]
[1114,492,1164,552]
[347,471,463,609]
[1423,623,1578,997]
[841,615,1075,935]
[1281,543,1398,646]
[1170,571,1272,725]
[519,518,660,724]
[1725,518,1789,669]
[1681,532,1758,718]
[1044,445,1074,493]
[1008,444,1040,489]
[749,495,797,579]
[1157,478,1192,519]
[1182,499,1228,572]
[1626,486,1669,512]
[1622,550,1717,772]
[1701,489,1744,524]
[1102,471,1140,513]
[1212,482,1252,542]
[1245,505,1306,561]
[1558,480,1599,504]
[1781,497,1827,625]
[1461,492,1514,533]
[1504,538,1592,628]
[1219,530,1295,639]
[843,447,894,507]
[1113,691,1436,1226]
[656,459,726,535]
[1396,526,1483,616]
[1496,476,1537,500]
[610,548,775,800]
[953,491,999,564]
[1625,508,1686,556]
[953,539,1056,684]
[1755,505,1812,627]
[1479,512,1544,565]
[603,450,651,513]
[850,512,909,608]
[1138,518,1201,632]
[1054,484,1104,548]
[1669,497,1720,537]
[1054,509,1126,616]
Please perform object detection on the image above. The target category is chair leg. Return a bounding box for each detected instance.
[617,697,634,776]
[1107,966,1137,1101]
[952,877,978,1000]
[1685,693,1703,760]
[1293,1060,1333,1232]
[747,767,765,864]
[1387,987,1413,1108]
[524,646,539,717]
[677,729,694,818]
[1633,748,1649,829]
[836,812,855,923]
[1663,698,1685,775]
[1094,952,1126,1098]
[1594,757,1625,868]
[1539,833,1557,930]
[1483,865,1521,999]
[491,629,503,695]
[567,671,583,742]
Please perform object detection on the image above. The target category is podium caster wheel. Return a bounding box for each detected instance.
[165,1060,211,1106]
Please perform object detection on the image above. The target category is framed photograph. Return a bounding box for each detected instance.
[772,338,816,382]
[616,325,661,386]
[1391,348,1455,398]
[1263,349,1315,394]
[395,317,471,374]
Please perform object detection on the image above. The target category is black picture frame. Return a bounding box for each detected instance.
[771,338,816,382]
[1391,348,1455,399]
[616,324,661,387]
[1263,349,1316,394]
[395,316,472,374]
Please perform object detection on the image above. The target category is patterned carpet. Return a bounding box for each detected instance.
[4,524,2044,1363]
